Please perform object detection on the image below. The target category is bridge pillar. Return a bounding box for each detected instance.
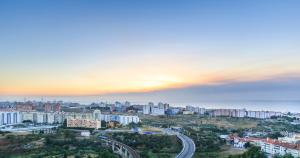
[112,142,115,152]
[124,148,128,158]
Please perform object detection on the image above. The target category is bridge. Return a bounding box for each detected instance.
[101,137,140,158]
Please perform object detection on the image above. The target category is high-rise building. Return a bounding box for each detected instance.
[0,111,20,125]
[44,104,52,112]
[143,104,151,115]
[16,103,33,112]
[54,104,61,112]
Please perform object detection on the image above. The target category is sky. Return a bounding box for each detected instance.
[1,0,300,98]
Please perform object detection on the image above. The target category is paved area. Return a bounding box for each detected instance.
[176,133,196,158]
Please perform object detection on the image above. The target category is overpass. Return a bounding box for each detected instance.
[101,138,140,158]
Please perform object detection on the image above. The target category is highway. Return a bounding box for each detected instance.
[176,133,196,158]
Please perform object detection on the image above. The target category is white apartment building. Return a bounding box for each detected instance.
[143,104,151,115]
[151,107,165,115]
[119,115,140,125]
[246,111,282,119]
[0,111,21,125]
[143,102,167,115]
[260,139,300,157]
[20,111,63,124]
[233,137,300,158]
[278,134,300,144]
[186,106,203,114]
[100,114,140,125]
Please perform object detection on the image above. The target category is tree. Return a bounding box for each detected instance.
[63,129,75,141]
[274,154,294,158]
[98,150,117,158]
[22,120,33,123]
[63,152,67,158]
[228,146,267,158]
[62,119,67,128]
[267,132,284,139]
[244,142,251,148]
[101,120,107,128]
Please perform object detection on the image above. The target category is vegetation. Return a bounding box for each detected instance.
[0,129,117,158]
[274,153,294,158]
[228,146,267,158]
[255,119,300,133]
[267,131,284,139]
[183,125,227,158]
[141,114,300,157]
[109,132,181,158]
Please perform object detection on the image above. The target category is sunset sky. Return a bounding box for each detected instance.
[1,0,300,96]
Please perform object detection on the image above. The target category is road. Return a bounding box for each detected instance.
[176,133,196,158]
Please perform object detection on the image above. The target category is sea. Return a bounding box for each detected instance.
[0,96,299,113]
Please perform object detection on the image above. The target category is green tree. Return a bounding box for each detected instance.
[228,146,267,158]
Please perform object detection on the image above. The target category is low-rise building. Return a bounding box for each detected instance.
[231,136,300,157]
[81,131,91,137]
[260,138,300,157]
[278,133,300,144]
[183,111,194,115]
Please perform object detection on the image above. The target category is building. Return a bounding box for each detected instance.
[211,109,237,117]
[67,118,101,129]
[246,111,282,119]
[63,109,100,120]
[92,110,101,120]
[166,108,180,115]
[158,102,164,109]
[54,104,61,112]
[278,133,300,144]
[210,109,281,119]
[232,137,263,148]
[183,111,194,115]
[291,120,300,125]
[143,102,155,115]
[63,112,93,120]
[143,102,166,115]
[186,106,206,115]
[81,131,91,137]
[43,103,61,112]
[143,104,151,115]
[44,104,52,113]
[16,103,33,112]
[100,114,140,125]
[151,107,165,115]
[20,111,63,124]
[231,136,300,157]
[0,111,21,125]
[119,115,140,125]
[260,138,300,157]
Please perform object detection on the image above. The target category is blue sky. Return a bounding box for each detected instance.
[0,0,300,96]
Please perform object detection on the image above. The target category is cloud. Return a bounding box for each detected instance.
[100,75,300,103]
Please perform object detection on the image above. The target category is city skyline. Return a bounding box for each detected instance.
[1,0,300,96]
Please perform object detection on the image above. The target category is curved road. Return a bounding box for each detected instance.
[176,133,196,158]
